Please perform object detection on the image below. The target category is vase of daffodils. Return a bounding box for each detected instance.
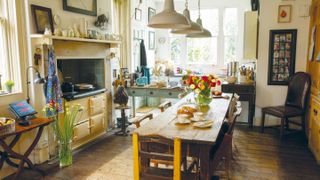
[182,74,221,106]
[43,102,83,167]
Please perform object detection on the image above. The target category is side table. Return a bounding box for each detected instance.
[115,105,131,136]
[0,118,54,180]
[221,82,256,128]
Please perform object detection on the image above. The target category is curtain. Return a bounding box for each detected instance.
[113,0,132,72]
[0,1,10,86]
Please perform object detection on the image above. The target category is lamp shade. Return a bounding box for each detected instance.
[148,0,190,29]
[171,8,203,34]
[187,18,212,38]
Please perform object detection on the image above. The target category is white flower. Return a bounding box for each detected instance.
[195,88,201,94]
[190,84,195,89]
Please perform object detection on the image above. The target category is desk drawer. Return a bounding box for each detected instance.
[158,90,181,98]
[126,88,146,96]
[221,84,255,93]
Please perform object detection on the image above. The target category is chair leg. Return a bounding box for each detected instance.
[285,117,289,130]
[280,118,285,139]
[261,112,266,133]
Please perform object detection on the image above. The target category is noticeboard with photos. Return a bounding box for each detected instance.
[268,29,297,85]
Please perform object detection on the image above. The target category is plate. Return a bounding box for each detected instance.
[193,120,214,128]
[175,119,191,124]
[190,117,205,122]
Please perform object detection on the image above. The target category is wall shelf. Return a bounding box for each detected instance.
[30,34,121,45]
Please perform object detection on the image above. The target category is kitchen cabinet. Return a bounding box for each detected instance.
[307,0,320,164]
[66,93,107,150]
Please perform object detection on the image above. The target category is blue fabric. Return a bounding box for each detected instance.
[46,48,63,116]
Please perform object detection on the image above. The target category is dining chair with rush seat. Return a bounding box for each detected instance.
[260,72,311,138]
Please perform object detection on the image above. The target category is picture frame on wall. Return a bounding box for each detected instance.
[268,29,297,85]
[63,0,97,16]
[278,5,292,23]
[149,31,155,50]
[31,5,54,34]
[148,7,156,23]
[135,8,142,21]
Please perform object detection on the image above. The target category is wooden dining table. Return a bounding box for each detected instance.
[134,93,233,180]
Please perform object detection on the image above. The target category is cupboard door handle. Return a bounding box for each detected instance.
[150,91,153,95]
[314,109,318,116]
[73,136,78,140]
[168,92,172,95]
[132,91,135,94]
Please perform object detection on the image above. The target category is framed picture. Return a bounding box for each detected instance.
[149,31,155,50]
[268,29,297,85]
[31,5,54,34]
[63,0,97,16]
[148,7,156,23]
[135,8,142,21]
[278,5,292,23]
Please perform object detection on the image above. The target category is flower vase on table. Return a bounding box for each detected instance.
[182,74,221,107]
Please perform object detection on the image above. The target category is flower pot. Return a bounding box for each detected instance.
[6,86,12,93]
[194,93,212,107]
[59,140,72,167]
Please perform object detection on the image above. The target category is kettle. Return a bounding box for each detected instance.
[61,82,74,93]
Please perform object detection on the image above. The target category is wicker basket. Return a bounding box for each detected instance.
[0,118,15,136]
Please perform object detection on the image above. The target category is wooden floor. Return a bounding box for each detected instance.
[5,126,320,180]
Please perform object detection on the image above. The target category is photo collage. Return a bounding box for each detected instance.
[272,33,293,82]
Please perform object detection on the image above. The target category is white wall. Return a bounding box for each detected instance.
[28,0,113,34]
[131,0,157,72]
[255,0,311,125]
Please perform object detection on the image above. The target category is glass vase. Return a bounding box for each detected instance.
[194,93,212,107]
[59,140,72,167]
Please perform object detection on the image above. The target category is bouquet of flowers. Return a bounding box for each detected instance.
[182,74,221,106]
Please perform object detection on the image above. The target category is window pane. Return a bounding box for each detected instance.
[190,9,219,36]
[224,8,238,36]
[170,37,182,63]
[224,36,237,63]
[187,37,217,64]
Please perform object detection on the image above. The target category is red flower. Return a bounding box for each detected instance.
[201,76,209,82]
[217,80,221,86]
[211,82,216,87]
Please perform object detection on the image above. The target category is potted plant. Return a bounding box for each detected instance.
[43,102,83,167]
[4,80,14,93]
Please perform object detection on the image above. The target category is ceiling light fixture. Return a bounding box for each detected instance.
[148,0,190,29]
[187,0,212,38]
[171,0,203,34]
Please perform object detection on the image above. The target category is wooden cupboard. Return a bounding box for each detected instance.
[64,93,107,150]
[307,0,320,164]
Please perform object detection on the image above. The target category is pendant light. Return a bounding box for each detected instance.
[187,0,212,38]
[148,0,190,29]
[171,0,203,34]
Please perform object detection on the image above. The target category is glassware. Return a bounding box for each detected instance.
[59,140,72,167]
[194,93,212,106]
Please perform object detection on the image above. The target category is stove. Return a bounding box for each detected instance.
[63,88,106,101]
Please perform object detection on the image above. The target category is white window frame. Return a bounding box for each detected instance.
[170,7,245,67]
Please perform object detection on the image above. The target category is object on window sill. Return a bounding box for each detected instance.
[34,48,41,66]
[4,80,14,93]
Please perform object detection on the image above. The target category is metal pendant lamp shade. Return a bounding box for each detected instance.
[148,0,190,29]
[171,8,203,34]
[187,18,212,38]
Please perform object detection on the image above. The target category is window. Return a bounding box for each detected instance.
[0,0,22,94]
[170,7,244,68]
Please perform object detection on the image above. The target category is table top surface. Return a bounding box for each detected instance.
[126,86,184,90]
[0,118,54,139]
[134,93,232,145]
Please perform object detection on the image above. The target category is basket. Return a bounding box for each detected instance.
[0,118,15,136]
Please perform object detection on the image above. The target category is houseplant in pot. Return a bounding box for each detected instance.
[43,102,83,167]
[182,74,221,107]
[4,80,14,93]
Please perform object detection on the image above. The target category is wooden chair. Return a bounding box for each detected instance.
[209,99,242,179]
[261,72,311,138]
[158,101,172,112]
[132,133,199,180]
[130,113,153,128]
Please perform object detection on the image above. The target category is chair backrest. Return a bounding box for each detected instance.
[227,94,240,123]
[285,72,311,111]
[132,133,182,180]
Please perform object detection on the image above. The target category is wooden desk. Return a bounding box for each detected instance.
[134,93,232,180]
[126,86,184,117]
[221,82,256,128]
[0,118,54,180]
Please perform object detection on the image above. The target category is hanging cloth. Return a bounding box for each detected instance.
[46,48,63,115]
[140,40,147,67]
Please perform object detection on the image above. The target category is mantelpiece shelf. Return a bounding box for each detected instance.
[30,34,121,44]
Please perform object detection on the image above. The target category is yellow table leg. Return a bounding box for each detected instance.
[132,133,140,180]
[173,138,181,180]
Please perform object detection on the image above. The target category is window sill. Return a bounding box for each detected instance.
[0,91,22,98]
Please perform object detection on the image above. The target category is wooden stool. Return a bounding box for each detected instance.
[115,105,131,136]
